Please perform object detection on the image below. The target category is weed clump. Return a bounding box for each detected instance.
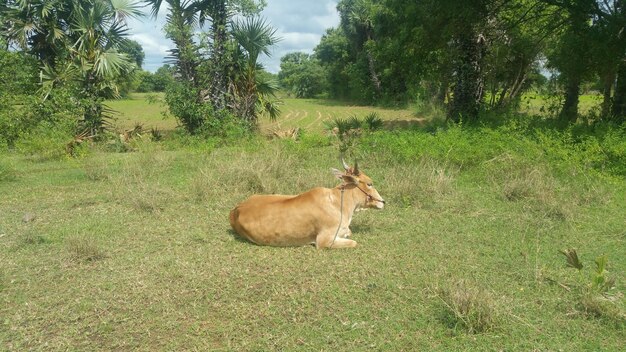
[436,280,500,334]
[66,236,106,263]
[21,231,47,246]
[559,249,625,326]
[82,155,110,181]
[112,151,173,213]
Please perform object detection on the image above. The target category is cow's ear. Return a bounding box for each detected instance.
[331,168,343,179]
[341,174,359,185]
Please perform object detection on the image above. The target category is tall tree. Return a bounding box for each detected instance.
[120,39,145,68]
[230,16,280,122]
[279,52,327,98]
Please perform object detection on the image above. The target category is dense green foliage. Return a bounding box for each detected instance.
[275,0,626,124]
[143,0,279,133]
[0,0,142,135]
[135,65,176,93]
[278,52,327,98]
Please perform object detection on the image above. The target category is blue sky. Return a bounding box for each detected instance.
[127,1,340,73]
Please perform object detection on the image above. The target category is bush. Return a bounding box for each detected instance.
[165,81,253,137]
[1,87,88,156]
[15,119,79,160]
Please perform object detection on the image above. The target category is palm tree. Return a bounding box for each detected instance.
[2,0,143,133]
[64,0,142,132]
[143,0,199,83]
[230,16,280,122]
[0,0,71,65]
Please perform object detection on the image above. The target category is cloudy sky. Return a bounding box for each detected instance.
[127,1,340,73]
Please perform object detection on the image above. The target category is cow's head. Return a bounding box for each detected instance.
[333,160,385,209]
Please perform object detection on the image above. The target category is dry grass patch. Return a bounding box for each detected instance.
[486,154,573,221]
[111,150,176,213]
[190,144,329,203]
[382,158,456,207]
[579,294,626,327]
[66,235,107,263]
[435,280,501,334]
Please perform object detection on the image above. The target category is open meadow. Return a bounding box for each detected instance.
[1,97,625,350]
[106,93,420,134]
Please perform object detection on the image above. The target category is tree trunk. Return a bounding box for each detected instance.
[207,0,229,111]
[600,71,615,118]
[166,7,197,84]
[448,30,486,123]
[559,75,580,124]
[612,63,626,120]
[366,51,381,94]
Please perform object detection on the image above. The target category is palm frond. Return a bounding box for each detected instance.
[110,0,144,22]
[232,16,280,65]
[93,49,134,78]
[559,248,583,270]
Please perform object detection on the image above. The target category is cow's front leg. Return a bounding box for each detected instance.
[316,231,357,249]
[340,227,352,238]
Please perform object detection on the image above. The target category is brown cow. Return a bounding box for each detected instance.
[229,161,385,249]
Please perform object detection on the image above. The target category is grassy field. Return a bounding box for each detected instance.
[1,97,625,350]
[106,93,420,134]
[108,92,603,135]
[106,93,173,132]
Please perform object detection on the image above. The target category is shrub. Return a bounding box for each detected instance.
[165,82,214,134]
[363,112,383,130]
[15,119,78,161]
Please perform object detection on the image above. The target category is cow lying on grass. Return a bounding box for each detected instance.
[229,161,385,249]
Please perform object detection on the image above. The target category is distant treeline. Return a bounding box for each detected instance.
[278,0,626,125]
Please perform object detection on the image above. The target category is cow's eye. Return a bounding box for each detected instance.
[367,183,373,187]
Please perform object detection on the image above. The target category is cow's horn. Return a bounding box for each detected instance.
[353,160,360,175]
[341,157,350,172]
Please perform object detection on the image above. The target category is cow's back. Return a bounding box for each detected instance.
[229,188,333,246]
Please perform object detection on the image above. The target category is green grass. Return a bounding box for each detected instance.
[261,98,419,133]
[106,94,421,134]
[106,93,173,131]
[519,93,603,116]
[1,114,625,350]
[2,96,625,350]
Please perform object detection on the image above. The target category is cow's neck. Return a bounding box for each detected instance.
[335,185,366,219]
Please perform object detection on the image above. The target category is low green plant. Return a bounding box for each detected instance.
[559,249,624,324]
[560,249,616,294]
[363,112,383,130]
[15,119,78,161]
[323,113,384,157]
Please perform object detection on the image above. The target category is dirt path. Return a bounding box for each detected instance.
[305,111,324,130]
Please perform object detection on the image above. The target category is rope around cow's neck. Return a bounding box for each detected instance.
[329,187,345,249]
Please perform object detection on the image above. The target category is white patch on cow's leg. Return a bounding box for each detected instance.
[316,233,357,249]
